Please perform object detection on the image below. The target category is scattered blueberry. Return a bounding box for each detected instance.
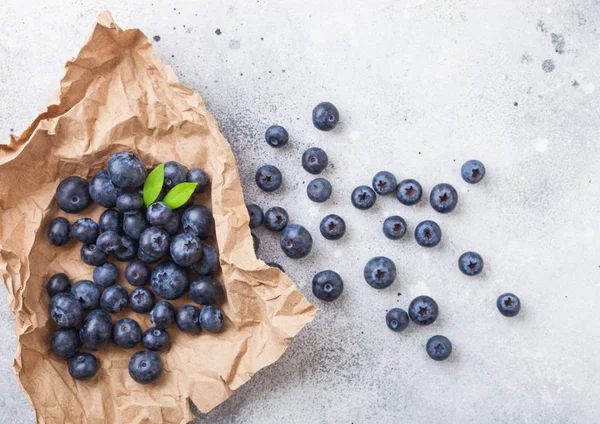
[151,261,189,300]
[372,171,397,195]
[430,183,458,214]
[319,214,346,240]
[312,102,339,131]
[137,247,161,264]
[395,179,423,206]
[123,211,150,240]
[264,207,289,232]
[46,273,70,297]
[497,293,521,317]
[189,276,225,305]
[107,152,147,189]
[302,147,328,175]
[162,210,180,235]
[170,232,202,266]
[408,295,439,325]
[247,204,264,229]
[191,244,220,275]
[49,293,83,327]
[363,257,396,289]
[200,305,224,333]
[386,308,409,332]
[80,243,108,266]
[93,263,119,288]
[255,164,283,192]
[71,280,101,310]
[382,216,407,240]
[150,301,176,330]
[50,327,81,359]
[129,350,163,384]
[113,235,138,261]
[312,270,343,301]
[69,218,99,244]
[129,287,156,313]
[267,262,285,272]
[116,192,144,212]
[125,260,151,286]
[461,160,486,184]
[79,309,113,350]
[142,327,170,352]
[100,285,129,313]
[351,186,376,210]
[139,227,170,259]
[96,230,122,254]
[147,201,174,227]
[56,176,92,213]
[98,209,123,234]
[176,305,202,333]
[69,353,99,381]
[187,168,210,193]
[89,170,121,208]
[182,205,215,240]
[163,161,187,191]
[458,251,484,276]
[265,125,289,148]
[112,318,142,349]
[414,220,442,248]
[306,178,332,203]
[426,335,452,361]
[280,224,313,259]
[48,217,70,246]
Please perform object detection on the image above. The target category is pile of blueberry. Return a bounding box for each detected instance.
[249,102,522,362]
[46,152,227,383]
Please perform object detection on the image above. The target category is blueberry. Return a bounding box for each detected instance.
[151,261,189,300]
[408,295,439,325]
[461,160,486,184]
[426,335,452,361]
[69,353,99,381]
[116,192,144,212]
[79,309,113,350]
[306,178,332,202]
[51,327,81,359]
[383,216,407,240]
[396,179,423,206]
[255,165,283,192]
[143,327,170,351]
[187,168,210,193]
[351,186,376,210]
[176,305,201,333]
[150,301,176,329]
[363,256,396,289]
[137,248,161,264]
[264,207,289,232]
[69,218,99,244]
[181,205,215,240]
[414,220,442,248]
[129,350,163,384]
[93,263,119,287]
[112,318,142,349]
[129,287,156,313]
[458,251,484,276]
[372,171,397,195]
[265,125,289,148]
[89,170,121,208]
[139,226,170,259]
[48,217,70,246]
[312,270,343,301]
[107,152,147,189]
[81,244,107,266]
[146,202,174,226]
[56,176,92,213]
[266,262,285,272]
[302,147,328,175]
[125,261,151,286]
[99,209,123,234]
[247,204,264,229]
[164,161,187,191]
[252,232,260,252]
[170,232,202,266]
[113,235,138,261]
[312,102,339,131]
[497,293,521,317]
[100,285,128,313]
[162,210,180,235]
[319,214,346,240]
[123,211,150,240]
[280,224,313,259]
[386,308,409,332]
[430,183,458,214]
[46,273,70,297]
[191,244,220,276]
[189,276,225,305]
[200,305,224,333]
[49,293,83,327]
[71,280,101,310]
[96,230,122,254]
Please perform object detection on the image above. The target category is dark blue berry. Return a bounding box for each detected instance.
[162,210,180,235]
[280,224,313,259]
[319,214,346,240]
[123,211,150,240]
[151,261,189,300]
[100,285,128,313]
[139,226,170,259]
[49,293,83,327]
[426,335,452,361]
[46,273,70,297]
[69,218,99,244]
[267,262,285,272]
[163,161,187,191]
[265,125,289,148]
[189,276,224,305]
[125,261,151,286]
[51,327,81,359]
[116,192,144,212]
[200,305,224,333]
[113,235,138,261]
[96,230,122,254]
[247,204,264,229]
[98,209,123,234]
[80,309,113,350]
[182,205,215,240]
[312,270,343,301]
[146,201,174,227]
[137,248,162,264]
[176,305,201,333]
[129,350,163,384]
[56,176,92,213]
[430,183,458,214]
[386,308,409,332]
[414,220,442,247]
[69,353,99,381]
[364,257,396,289]
[302,147,328,175]
[396,179,422,206]
[255,165,283,192]
[129,287,156,313]
[307,178,332,203]
[93,263,119,287]
[48,217,70,246]
[187,168,210,193]
[312,102,339,131]
[107,152,147,189]
[264,207,289,232]
[461,160,486,184]
[170,232,202,266]
[383,216,407,240]
[458,251,484,276]
[150,301,176,330]
[497,293,521,317]
[89,170,122,208]
[351,186,376,210]
[71,280,101,310]
[191,244,220,276]
[81,244,107,266]
[408,295,439,325]
[112,318,142,349]
[142,327,170,351]
[372,171,397,195]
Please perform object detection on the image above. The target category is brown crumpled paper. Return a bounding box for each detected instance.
[0,11,317,423]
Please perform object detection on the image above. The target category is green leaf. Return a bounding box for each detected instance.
[163,182,198,209]
[143,164,165,207]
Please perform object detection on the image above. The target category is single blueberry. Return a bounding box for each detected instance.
[150,301,176,330]
[182,205,215,240]
[112,318,142,349]
[396,179,423,206]
[69,353,99,381]
[247,204,264,229]
[252,232,260,252]
[191,244,220,276]
[69,218,99,244]
[100,285,129,313]
[430,183,458,214]
[51,327,81,359]
[319,214,346,240]
[49,293,83,327]
[170,232,203,266]
[372,171,397,195]
[200,305,224,333]
[146,201,174,227]
[302,147,328,175]
[116,192,144,212]
[162,210,180,235]
[129,350,163,384]
[137,248,162,264]
[81,244,108,266]
[265,125,289,148]
[113,235,138,261]
[264,207,289,232]
[123,211,150,240]
[96,230,122,254]
[89,170,121,208]
[142,327,170,352]
[107,152,147,189]
[46,273,70,297]
[426,335,452,361]
[497,293,521,317]
[163,161,187,191]
[386,308,409,332]
[93,263,119,288]
[48,217,70,246]
[98,209,123,234]
[306,178,332,203]
[414,220,442,248]
[129,287,156,313]
[176,305,202,333]
[71,280,101,310]
[312,102,339,131]
[461,160,486,184]
[189,276,225,305]
[280,224,313,259]
[125,261,151,286]
[312,270,343,301]
[151,261,189,300]
[56,176,92,214]
[351,185,376,210]
[458,251,484,276]
[79,309,113,350]
[383,216,407,240]
[363,256,396,289]
[408,295,439,326]
[266,262,285,272]
[139,226,170,259]
[187,168,210,193]
[255,164,283,192]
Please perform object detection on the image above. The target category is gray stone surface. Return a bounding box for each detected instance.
[1,0,599,422]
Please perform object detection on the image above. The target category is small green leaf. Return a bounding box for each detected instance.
[143,164,165,207]
[163,182,198,209]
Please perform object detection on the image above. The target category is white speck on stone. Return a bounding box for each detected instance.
[310,29,326,44]
[413,280,431,294]
[333,250,342,258]
[350,131,360,140]
[546,7,552,13]
[461,186,468,193]
[534,138,549,152]
[308,207,319,218]
[583,83,595,94]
